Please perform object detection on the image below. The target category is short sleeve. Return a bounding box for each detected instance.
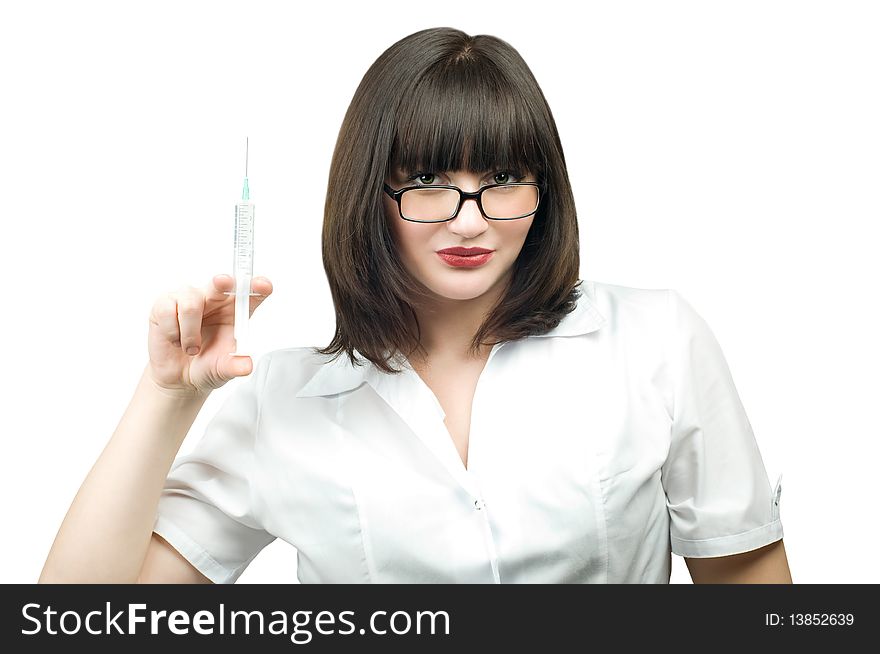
[661,289,784,558]
[152,354,277,583]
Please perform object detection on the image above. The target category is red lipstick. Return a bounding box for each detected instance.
[436,247,495,268]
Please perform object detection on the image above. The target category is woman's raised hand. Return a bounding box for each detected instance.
[146,274,273,397]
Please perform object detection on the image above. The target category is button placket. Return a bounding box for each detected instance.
[471,492,500,583]
[467,344,504,584]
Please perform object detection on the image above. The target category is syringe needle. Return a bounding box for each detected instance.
[241,138,250,201]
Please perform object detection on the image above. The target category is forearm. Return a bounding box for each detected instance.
[39,363,210,583]
[685,539,793,584]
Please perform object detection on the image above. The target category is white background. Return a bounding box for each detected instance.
[2,0,877,584]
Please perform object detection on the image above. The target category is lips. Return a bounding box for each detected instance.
[437,249,494,268]
[437,247,494,256]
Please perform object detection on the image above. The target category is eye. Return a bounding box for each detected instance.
[405,170,525,186]
[406,172,439,185]
[492,170,525,185]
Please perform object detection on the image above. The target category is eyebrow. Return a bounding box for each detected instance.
[396,168,532,179]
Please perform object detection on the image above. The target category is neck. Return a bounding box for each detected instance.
[410,276,508,366]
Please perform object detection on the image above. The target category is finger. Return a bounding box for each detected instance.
[208,274,272,304]
[175,286,206,355]
[228,275,273,297]
[247,277,274,317]
[149,295,182,348]
[250,275,273,297]
[205,274,236,304]
[221,354,253,380]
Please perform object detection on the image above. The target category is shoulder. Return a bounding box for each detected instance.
[262,345,329,366]
[257,346,338,393]
[586,279,671,331]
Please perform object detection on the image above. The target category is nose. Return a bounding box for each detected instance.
[448,195,489,237]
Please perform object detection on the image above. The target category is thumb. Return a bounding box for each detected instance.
[224,355,252,379]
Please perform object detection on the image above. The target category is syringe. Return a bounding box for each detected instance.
[228,137,257,356]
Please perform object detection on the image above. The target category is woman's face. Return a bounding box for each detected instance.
[383,168,536,302]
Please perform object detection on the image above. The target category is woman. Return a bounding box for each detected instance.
[40,27,791,584]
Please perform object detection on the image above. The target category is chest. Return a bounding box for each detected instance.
[262,336,675,582]
[413,359,488,470]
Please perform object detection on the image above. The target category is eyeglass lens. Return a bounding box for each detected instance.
[400,185,538,222]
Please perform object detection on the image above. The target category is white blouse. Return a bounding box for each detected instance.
[152,279,784,583]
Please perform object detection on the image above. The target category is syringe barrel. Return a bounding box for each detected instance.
[233,200,255,354]
[234,201,255,276]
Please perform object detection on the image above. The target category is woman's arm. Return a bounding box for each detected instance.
[39,364,210,583]
[684,539,792,584]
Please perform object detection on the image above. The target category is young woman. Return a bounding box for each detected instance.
[41,27,791,584]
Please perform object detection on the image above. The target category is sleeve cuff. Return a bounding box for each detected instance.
[152,514,241,584]
[671,518,784,558]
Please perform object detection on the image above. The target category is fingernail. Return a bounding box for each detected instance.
[186,346,199,355]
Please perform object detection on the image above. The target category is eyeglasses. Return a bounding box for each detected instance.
[383,182,542,223]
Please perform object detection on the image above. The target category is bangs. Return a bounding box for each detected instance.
[389,60,546,181]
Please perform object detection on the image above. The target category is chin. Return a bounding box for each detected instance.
[421,272,502,301]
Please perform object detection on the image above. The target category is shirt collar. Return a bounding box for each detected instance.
[294,287,607,399]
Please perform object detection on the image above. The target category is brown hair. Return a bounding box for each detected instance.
[313,26,584,374]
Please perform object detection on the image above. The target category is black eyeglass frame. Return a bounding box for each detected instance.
[382,182,543,223]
